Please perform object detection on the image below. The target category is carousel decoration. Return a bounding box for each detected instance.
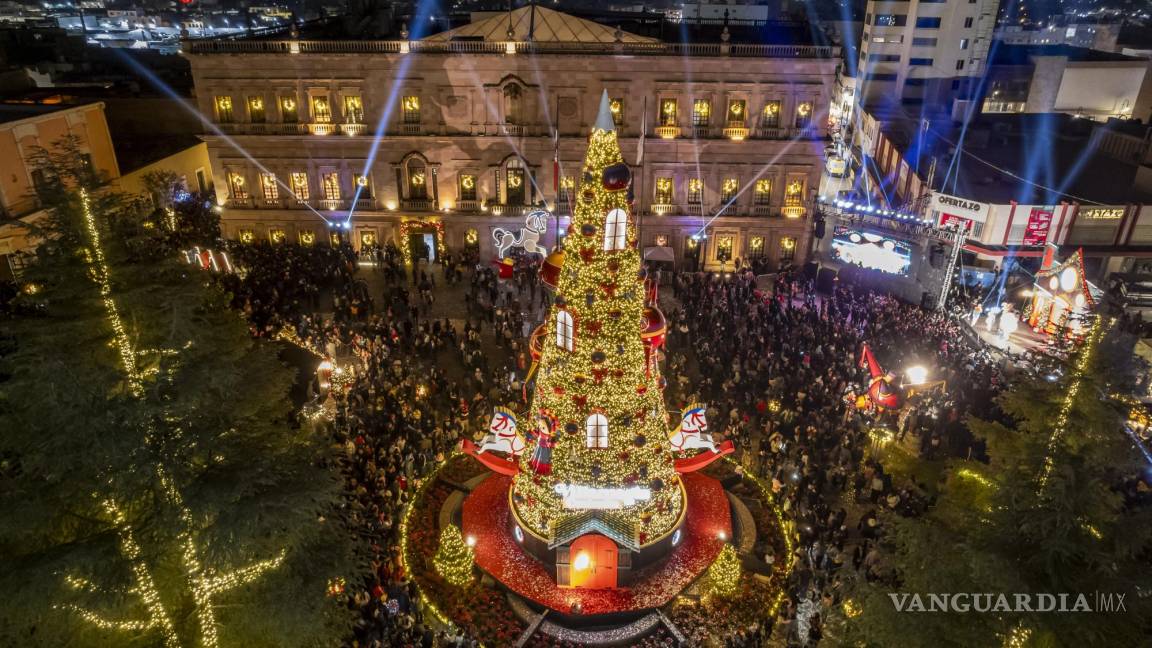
[1028,247,1101,339]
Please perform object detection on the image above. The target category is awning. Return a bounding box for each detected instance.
[643,246,675,262]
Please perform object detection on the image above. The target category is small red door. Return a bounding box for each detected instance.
[569,534,618,589]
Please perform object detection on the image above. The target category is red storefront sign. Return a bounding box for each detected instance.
[939,213,974,232]
[1023,209,1053,246]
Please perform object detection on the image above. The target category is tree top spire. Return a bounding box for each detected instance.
[594,89,615,133]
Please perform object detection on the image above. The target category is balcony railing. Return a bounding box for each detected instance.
[340,123,367,136]
[723,124,750,140]
[187,39,839,59]
[685,204,703,216]
[756,126,793,139]
[455,200,481,212]
[654,125,680,139]
[753,205,775,217]
[691,126,712,139]
[650,203,677,216]
[218,123,310,135]
[399,123,421,135]
[402,198,433,211]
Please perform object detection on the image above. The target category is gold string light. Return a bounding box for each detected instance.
[1038,317,1108,491]
[66,190,289,648]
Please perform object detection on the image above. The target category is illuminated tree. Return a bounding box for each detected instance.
[837,321,1152,647]
[0,145,354,647]
[433,526,475,587]
[510,93,682,543]
[703,544,741,600]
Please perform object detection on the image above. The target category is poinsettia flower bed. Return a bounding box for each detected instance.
[462,472,733,614]
[405,456,527,645]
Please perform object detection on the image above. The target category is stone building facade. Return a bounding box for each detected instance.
[184,8,839,269]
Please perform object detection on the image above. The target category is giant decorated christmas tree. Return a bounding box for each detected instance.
[508,94,685,545]
[461,92,733,594]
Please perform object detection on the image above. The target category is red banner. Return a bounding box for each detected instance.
[1023,208,1053,246]
[939,213,974,232]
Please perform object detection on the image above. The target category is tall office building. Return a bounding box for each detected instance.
[856,0,999,108]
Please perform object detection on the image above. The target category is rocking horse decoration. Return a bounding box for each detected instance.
[667,404,735,473]
[492,210,550,259]
[668,404,717,452]
[476,409,528,456]
[460,408,528,476]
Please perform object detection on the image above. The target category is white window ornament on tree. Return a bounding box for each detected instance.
[556,311,574,351]
[586,413,608,448]
[603,208,628,251]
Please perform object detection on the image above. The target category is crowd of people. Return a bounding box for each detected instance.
[665,270,1003,645]
[219,239,1007,647]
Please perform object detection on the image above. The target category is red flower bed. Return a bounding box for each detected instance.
[461,472,732,614]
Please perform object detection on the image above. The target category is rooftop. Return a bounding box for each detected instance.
[872,111,1149,205]
[990,43,1143,66]
[184,7,838,58]
[0,99,92,126]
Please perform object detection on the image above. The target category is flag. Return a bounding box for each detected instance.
[636,96,647,166]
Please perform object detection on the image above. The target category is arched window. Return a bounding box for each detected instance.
[406,158,427,199]
[603,208,628,251]
[556,311,574,351]
[586,413,608,448]
[505,157,526,205]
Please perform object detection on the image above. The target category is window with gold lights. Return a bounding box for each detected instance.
[260,173,278,201]
[248,96,265,123]
[785,179,804,206]
[727,99,746,125]
[459,173,477,201]
[344,96,364,124]
[654,177,673,205]
[299,230,315,245]
[279,96,298,123]
[214,96,234,123]
[795,101,813,129]
[659,99,677,126]
[505,159,526,205]
[718,177,737,202]
[558,175,575,203]
[402,96,420,124]
[227,171,247,199]
[322,172,341,201]
[406,159,427,199]
[354,174,372,198]
[238,228,254,243]
[310,96,332,123]
[763,100,781,127]
[749,235,765,258]
[290,172,309,200]
[268,228,286,243]
[716,236,733,263]
[687,178,702,204]
[754,179,772,205]
[360,231,377,247]
[780,236,797,263]
[721,177,738,203]
[610,98,624,126]
[692,99,711,127]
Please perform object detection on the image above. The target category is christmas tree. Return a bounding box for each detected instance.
[433,525,476,587]
[510,92,683,544]
[704,544,742,599]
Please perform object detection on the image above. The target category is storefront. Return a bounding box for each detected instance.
[1028,248,1101,338]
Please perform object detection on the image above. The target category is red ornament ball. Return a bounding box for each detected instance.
[601,162,632,192]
